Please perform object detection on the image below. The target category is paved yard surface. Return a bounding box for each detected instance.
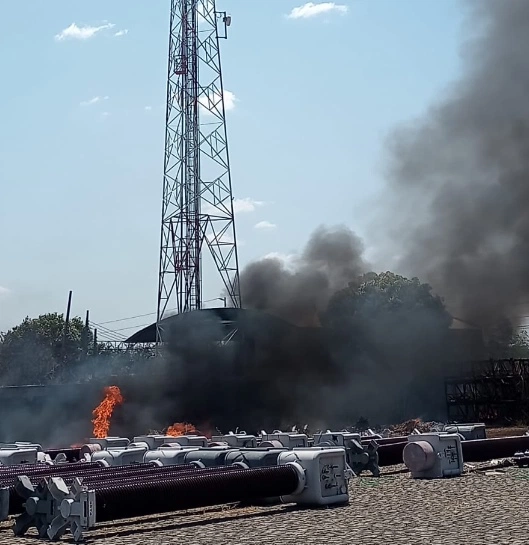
[0,464,528,545]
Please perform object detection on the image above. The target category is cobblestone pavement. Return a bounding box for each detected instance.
[0,465,528,545]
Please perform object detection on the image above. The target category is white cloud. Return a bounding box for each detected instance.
[203,197,264,215]
[263,252,298,270]
[55,22,115,41]
[0,286,10,297]
[254,221,277,230]
[206,232,235,244]
[144,105,152,111]
[80,95,109,107]
[223,90,237,111]
[114,29,129,37]
[101,111,111,118]
[232,198,264,214]
[287,2,348,19]
[199,90,238,113]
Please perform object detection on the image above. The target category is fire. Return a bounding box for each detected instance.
[91,385,124,438]
[166,422,197,437]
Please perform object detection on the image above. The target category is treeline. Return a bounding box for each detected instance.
[1,271,528,387]
[0,313,153,386]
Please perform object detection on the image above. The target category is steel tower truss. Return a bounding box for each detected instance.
[157,0,240,338]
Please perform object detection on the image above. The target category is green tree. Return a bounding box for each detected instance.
[0,313,90,385]
[484,317,529,358]
[508,330,529,358]
[326,271,452,333]
[324,271,453,422]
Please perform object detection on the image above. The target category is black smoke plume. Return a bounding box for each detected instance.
[239,225,368,326]
[379,0,529,330]
[6,1,520,443]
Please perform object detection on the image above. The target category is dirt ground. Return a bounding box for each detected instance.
[0,427,526,544]
[486,426,527,438]
[0,462,528,545]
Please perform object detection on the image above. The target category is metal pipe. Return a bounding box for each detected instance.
[44,448,82,463]
[378,435,529,466]
[378,442,407,466]
[462,436,529,462]
[92,466,300,522]
[362,436,407,446]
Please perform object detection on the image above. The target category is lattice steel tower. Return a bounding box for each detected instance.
[157,0,240,340]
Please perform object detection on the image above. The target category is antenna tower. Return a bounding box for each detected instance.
[156,0,240,342]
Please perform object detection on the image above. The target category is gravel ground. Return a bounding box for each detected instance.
[0,463,528,545]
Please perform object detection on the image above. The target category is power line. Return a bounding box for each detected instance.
[89,321,126,342]
[95,299,224,327]
[88,320,151,342]
[98,311,156,325]
[110,323,152,333]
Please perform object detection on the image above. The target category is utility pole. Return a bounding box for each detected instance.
[93,329,99,357]
[82,310,90,357]
[62,290,72,361]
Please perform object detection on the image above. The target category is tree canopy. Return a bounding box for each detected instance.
[485,316,529,358]
[325,271,452,333]
[0,313,89,385]
[1,271,527,392]
[321,272,455,422]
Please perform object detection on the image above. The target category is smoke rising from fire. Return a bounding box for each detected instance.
[378,0,529,328]
[240,225,368,326]
[3,1,521,443]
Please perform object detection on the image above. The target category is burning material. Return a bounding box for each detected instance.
[91,386,124,438]
[166,422,197,437]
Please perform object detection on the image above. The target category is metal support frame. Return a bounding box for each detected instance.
[445,358,529,423]
[156,0,241,345]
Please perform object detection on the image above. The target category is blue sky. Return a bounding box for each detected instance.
[0,0,465,338]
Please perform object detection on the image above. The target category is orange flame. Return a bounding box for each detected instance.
[91,386,124,438]
[166,422,197,437]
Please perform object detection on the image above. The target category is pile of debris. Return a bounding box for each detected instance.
[389,418,443,436]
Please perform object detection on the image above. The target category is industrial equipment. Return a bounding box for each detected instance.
[403,433,464,479]
[14,448,351,541]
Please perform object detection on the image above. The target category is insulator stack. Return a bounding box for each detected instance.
[93,466,299,522]
[1,461,206,490]
[13,447,350,541]
[62,466,240,496]
[6,464,219,515]
[0,462,101,479]
[65,465,237,486]
[0,464,155,486]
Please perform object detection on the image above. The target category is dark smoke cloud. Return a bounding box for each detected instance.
[379,0,529,328]
[6,1,520,441]
[239,225,368,326]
